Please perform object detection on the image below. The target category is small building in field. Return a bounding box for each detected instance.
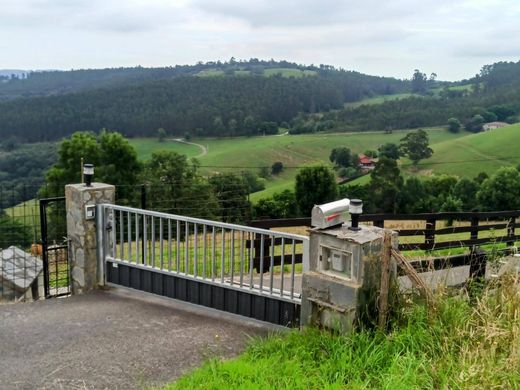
[483,122,509,131]
[358,154,376,170]
[0,246,44,302]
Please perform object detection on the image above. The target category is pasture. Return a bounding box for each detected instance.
[416,123,520,177]
[128,128,467,201]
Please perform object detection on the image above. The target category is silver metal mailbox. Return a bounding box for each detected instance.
[311,198,350,229]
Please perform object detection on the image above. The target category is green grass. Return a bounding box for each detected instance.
[263,68,317,78]
[415,123,520,177]
[128,139,201,161]
[163,275,520,389]
[196,69,225,77]
[128,128,467,202]
[344,93,415,108]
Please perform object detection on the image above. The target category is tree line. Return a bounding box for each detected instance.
[292,61,520,134]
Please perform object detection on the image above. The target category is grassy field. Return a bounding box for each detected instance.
[129,139,201,161]
[344,93,415,108]
[415,123,520,178]
[263,68,317,77]
[128,128,466,201]
[195,68,317,78]
[164,275,520,389]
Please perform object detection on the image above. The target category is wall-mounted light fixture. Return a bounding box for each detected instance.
[348,199,363,231]
[83,164,94,187]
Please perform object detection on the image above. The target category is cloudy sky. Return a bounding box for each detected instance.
[1,0,519,80]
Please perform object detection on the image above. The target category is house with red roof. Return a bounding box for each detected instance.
[358,154,376,170]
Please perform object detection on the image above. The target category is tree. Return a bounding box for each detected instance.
[476,167,520,211]
[399,129,433,167]
[142,151,218,219]
[209,173,251,223]
[254,190,298,219]
[377,143,400,160]
[44,131,141,197]
[447,118,461,133]
[271,161,284,175]
[295,166,338,216]
[465,115,485,133]
[411,69,428,94]
[453,178,479,211]
[370,157,403,213]
[329,147,352,168]
[157,128,166,142]
[258,166,270,179]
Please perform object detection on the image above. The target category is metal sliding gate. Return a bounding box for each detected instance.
[39,197,71,298]
[97,204,308,327]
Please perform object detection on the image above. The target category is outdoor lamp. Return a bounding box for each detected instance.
[83,164,94,187]
[348,199,363,231]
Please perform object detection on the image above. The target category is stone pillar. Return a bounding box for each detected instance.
[301,225,397,332]
[66,183,115,294]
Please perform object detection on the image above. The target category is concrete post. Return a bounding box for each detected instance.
[66,183,115,294]
[301,225,397,332]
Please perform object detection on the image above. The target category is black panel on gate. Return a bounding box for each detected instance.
[107,261,300,327]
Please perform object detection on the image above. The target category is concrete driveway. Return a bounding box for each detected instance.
[0,289,271,390]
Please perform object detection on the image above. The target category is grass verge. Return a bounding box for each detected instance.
[162,274,519,389]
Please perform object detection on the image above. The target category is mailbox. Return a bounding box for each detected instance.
[301,205,397,333]
[311,198,350,229]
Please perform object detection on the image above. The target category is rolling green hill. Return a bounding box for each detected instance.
[129,127,466,201]
[416,123,520,177]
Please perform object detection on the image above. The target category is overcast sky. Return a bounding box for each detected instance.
[1,0,519,80]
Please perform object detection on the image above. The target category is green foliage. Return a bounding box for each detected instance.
[295,166,338,216]
[271,161,284,175]
[411,69,428,94]
[447,117,461,133]
[157,128,166,142]
[329,147,353,168]
[168,277,520,389]
[209,173,251,223]
[399,129,433,166]
[476,167,520,211]
[370,157,403,213]
[240,171,265,193]
[453,178,479,210]
[258,166,270,179]
[44,130,141,201]
[363,149,378,158]
[142,151,218,220]
[0,217,32,248]
[377,142,400,160]
[465,114,485,133]
[0,142,57,207]
[253,190,298,219]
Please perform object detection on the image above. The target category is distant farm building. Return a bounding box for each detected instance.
[358,154,376,170]
[483,122,509,131]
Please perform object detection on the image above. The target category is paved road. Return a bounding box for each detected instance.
[0,288,270,390]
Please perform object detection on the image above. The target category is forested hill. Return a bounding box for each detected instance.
[293,60,520,133]
[0,59,408,101]
[0,60,411,141]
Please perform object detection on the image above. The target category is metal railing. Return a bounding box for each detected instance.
[98,204,309,303]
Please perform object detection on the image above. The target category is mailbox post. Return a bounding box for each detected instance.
[301,200,397,332]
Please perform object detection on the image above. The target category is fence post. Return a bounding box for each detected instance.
[65,183,115,294]
[507,216,516,247]
[470,216,479,241]
[425,218,436,250]
[469,246,487,280]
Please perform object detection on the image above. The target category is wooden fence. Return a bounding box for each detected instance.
[249,210,520,279]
